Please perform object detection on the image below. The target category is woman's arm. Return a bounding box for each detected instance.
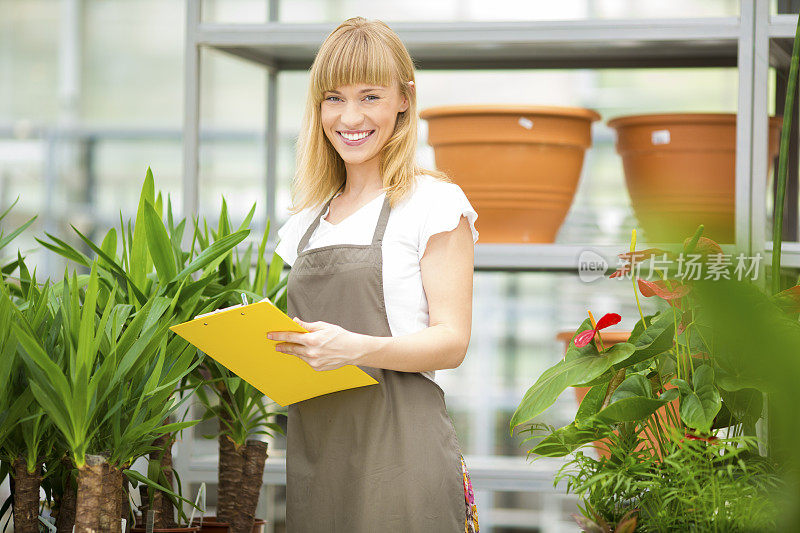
[358,214,475,372]
[268,215,475,373]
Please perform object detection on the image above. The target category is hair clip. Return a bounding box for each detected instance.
[408,80,415,87]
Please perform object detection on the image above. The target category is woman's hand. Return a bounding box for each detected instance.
[267,318,365,371]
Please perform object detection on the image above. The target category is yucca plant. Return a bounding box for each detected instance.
[0,198,52,532]
[0,267,56,532]
[188,197,287,532]
[35,168,250,527]
[10,260,203,532]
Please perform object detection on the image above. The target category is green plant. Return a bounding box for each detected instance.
[0,266,55,531]
[34,168,251,528]
[188,197,287,530]
[9,260,202,532]
[510,223,797,530]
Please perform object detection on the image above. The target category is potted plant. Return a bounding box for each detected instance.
[1,168,249,531]
[0,201,54,532]
[420,104,601,243]
[607,112,782,243]
[34,169,251,529]
[8,260,203,532]
[188,198,286,533]
[510,224,794,530]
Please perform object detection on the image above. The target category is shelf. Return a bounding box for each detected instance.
[765,240,800,268]
[184,452,570,493]
[198,17,743,71]
[473,242,735,272]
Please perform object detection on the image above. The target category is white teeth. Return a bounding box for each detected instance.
[340,131,372,141]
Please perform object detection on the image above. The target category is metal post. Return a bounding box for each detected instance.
[175,0,202,517]
[183,0,201,221]
[265,0,279,239]
[266,70,278,238]
[737,0,770,291]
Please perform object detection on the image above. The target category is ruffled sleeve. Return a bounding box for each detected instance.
[274,213,302,267]
[418,182,479,261]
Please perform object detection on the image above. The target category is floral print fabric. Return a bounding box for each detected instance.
[460,453,479,532]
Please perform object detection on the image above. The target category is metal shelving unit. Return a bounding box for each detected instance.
[178,1,800,531]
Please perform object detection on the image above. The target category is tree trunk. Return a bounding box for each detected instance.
[217,415,245,524]
[12,457,42,533]
[150,433,176,528]
[55,458,77,533]
[75,455,107,533]
[233,440,268,533]
[99,464,124,533]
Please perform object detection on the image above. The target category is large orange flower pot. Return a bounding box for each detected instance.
[420,105,601,243]
[607,113,782,244]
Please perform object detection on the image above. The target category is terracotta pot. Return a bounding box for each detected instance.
[420,104,601,243]
[190,516,267,533]
[607,113,782,244]
[556,329,679,460]
[131,525,200,533]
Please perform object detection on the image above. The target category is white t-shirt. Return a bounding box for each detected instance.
[274,173,479,383]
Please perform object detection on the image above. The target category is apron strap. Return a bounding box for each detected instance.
[371,193,391,245]
[296,183,392,255]
[296,183,343,256]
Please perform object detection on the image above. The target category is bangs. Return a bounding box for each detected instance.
[312,31,398,97]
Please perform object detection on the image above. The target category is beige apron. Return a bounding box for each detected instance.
[285,187,466,532]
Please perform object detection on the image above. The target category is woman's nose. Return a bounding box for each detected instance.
[340,100,365,127]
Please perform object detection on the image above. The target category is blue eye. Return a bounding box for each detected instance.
[324,95,379,102]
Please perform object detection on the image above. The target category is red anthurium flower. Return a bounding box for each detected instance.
[684,236,724,257]
[609,248,672,278]
[638,279,691,300]
[773,285,800,314]
[573,312,622,348]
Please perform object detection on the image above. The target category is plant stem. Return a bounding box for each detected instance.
[772,6,800,296]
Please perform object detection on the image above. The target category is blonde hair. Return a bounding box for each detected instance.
[286,16,451,215]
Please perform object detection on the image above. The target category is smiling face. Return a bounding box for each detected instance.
[320,82,409,169]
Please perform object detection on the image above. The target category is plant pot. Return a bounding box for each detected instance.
[420,104,601,243]
[131,525,200,533]
[191,516,267,533]
[607,112,782,244]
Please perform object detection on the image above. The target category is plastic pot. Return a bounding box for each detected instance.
[190,516,267,533]
[420,104,601,243]
[607,112,782,244]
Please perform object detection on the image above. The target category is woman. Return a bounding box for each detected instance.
[269,16,480,532]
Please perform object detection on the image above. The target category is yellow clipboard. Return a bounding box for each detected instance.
[169,298,379,406]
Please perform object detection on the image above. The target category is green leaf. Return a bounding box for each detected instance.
[530,421,608,457]
[509,341,635,435]
[613,311,675,370]
[131,168,156,292]
[170,229,249,285]
[671,364,721,433]
[593,389,678,425]
[575,385,605,422]
[143,200,178,283]
[609,374,652,403]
